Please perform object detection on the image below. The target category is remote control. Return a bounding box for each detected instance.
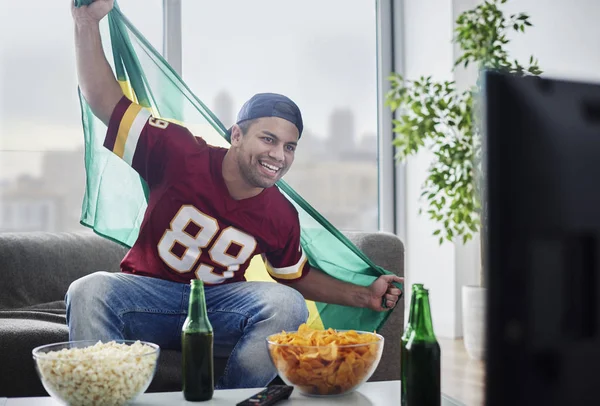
[236,385,294,406]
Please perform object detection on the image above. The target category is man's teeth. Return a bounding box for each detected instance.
[260,162,280,172]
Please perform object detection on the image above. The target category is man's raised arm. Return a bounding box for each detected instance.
[72,0,123,126]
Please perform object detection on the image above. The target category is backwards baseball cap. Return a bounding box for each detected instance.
[226,93,303,142]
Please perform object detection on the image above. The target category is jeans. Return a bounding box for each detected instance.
[65,271,309,389]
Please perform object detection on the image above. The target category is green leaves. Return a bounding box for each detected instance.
[452,0,541,75]
[386,0,542,247]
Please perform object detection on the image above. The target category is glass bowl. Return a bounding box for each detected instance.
[32,340,160,406]
[266,330,384,397]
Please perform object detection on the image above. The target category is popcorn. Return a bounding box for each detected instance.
[34,341,158,406]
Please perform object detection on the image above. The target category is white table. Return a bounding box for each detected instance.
[5,381,464,405]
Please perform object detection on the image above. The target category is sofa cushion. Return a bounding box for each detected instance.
[343,231,404,383]
[18,300,66,312]
[0,317,70,397]
[0,233,125,395]
[0,231,128,310]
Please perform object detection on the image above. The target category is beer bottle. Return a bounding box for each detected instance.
[400,285,441,406]
[401,283,422,405]
[182,279,214,401]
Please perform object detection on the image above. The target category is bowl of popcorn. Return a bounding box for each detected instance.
[267,323,384,397]
[32,340,160,406]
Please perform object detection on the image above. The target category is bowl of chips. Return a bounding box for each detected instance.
[267,323,384,397]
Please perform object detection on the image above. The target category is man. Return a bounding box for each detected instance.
[67,0,403,389]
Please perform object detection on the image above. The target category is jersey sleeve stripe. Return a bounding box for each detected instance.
[113,103,143,159]
[264,249,308,280]
[104,96,132,152]
[122,108,151,166]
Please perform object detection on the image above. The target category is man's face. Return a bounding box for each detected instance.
[231,117,299,189]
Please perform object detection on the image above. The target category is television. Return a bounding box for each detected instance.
[484,70,600,406]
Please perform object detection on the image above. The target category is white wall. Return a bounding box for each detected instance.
[399,0,600,338]
[402,0,459,338]
[503,0,600,83]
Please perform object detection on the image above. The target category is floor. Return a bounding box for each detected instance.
[439,338,485,406]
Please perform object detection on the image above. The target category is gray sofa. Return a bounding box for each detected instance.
[0,230,404,398]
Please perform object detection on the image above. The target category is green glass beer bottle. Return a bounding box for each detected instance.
[400,283,422,405]
[400,285,441,406]
[182,279,214,401]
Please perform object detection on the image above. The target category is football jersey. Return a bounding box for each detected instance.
[103,96,310,285]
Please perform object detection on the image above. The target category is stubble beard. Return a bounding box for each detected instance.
[240,156,283,189]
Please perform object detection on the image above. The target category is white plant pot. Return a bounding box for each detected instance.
[462,285,487,360]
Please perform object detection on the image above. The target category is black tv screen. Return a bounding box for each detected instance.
[484,71,600,406]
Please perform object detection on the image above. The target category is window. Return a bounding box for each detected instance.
[0,0,162,233]
[1,1,381,233]
[181,0,379,231]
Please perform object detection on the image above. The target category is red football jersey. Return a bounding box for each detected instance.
[103,96,310,285]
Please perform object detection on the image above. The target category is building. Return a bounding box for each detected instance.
[326,108,356,158]
[213,91,235,129]
[284,159,378,231]
[0,176,63,232]
[0,148,85,233]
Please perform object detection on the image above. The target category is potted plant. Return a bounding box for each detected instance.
[385,0,542,360]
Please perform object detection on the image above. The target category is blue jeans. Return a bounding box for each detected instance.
[65,271,308,389]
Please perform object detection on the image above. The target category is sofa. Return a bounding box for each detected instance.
[0,230,404,398]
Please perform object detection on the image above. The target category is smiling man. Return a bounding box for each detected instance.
[66,0,403,390]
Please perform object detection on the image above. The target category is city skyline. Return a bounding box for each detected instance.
[0,123,378,233]
[0,91,378,233]
[0,90,376,182]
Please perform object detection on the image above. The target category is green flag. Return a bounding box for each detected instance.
[75,0,399,332]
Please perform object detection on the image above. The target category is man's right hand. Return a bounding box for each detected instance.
[71,0,114,26]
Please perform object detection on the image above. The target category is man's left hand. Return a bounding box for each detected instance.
[367,275,404,311]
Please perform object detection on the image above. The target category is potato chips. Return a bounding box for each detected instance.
[267,323,383,396]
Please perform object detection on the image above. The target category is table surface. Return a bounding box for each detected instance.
[4,380,464,405]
